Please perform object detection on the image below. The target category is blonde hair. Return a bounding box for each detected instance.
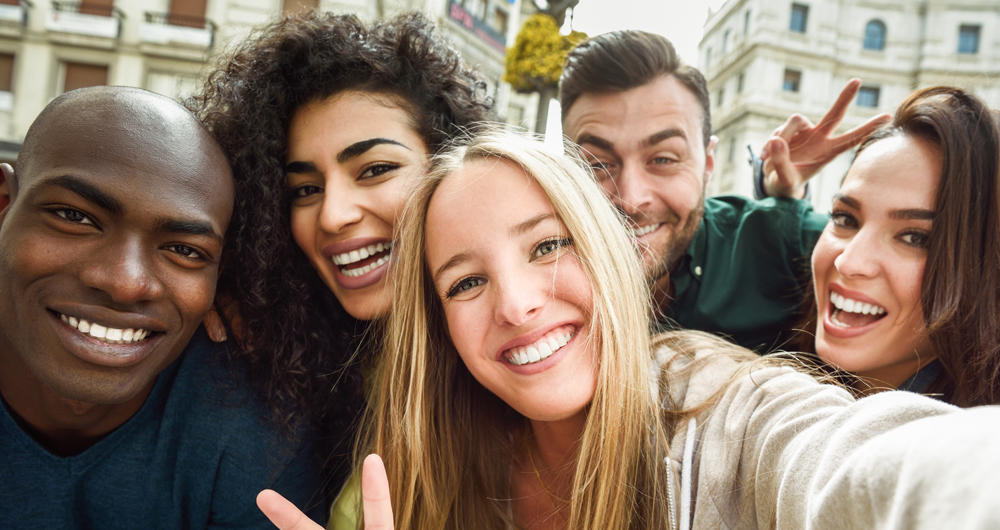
[360,126,674,529]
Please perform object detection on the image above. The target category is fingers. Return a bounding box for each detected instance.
[832,112,892,151]
[256,490,324,530]
[203,306,227,343]
[762,137,807,198]
[762,114,813,160]
[814,78,863,134]
[362,454,395,530]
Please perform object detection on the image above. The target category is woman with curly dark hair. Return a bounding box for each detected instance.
[191,10,493,499]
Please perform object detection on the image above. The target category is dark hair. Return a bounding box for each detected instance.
[800,86,1000,407]
[559,30,712,147]
[189,10,494,474]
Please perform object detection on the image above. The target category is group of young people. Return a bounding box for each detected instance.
[3,8,1000,530]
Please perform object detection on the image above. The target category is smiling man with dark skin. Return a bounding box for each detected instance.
[0,86,325,528]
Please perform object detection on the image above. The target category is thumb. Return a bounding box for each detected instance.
[256,490,324,530]
[363,454,395,530]
[763,137,804,197]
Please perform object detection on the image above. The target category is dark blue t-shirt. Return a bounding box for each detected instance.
[0,329,327,529]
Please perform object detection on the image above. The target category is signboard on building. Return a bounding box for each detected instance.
[448,0,506,53]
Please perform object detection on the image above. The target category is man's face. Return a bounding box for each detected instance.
[0,109,233,405]
[563,74,716,284]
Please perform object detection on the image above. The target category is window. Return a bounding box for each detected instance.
[737,72,745,94]
[167,0,207,27]
[717,88,725,107]
[863,20,885,50]
[0,53,13,93]
[705,47,713,67]
[62,62,108,93]
[856,86,880,108]
[79,0,113,17]
[783,69,801,92]
[744,9,751,35]
[728,137,737,163]
[959,25,981,54]
[282,0,317,15]
[491,7,508,35]
[790,3,808,33]
[723,29,731,54]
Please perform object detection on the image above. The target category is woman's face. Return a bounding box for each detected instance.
[424,159,598,422]
[812,134,940,388]
[285,91,428,320]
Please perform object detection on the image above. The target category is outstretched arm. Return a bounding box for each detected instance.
[760,78,891,198]
[258,455,394,530]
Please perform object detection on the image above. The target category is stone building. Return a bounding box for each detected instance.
[0,0,534,163]
[699,0,1000,211]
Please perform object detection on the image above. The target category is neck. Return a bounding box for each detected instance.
[854,347,938,396]
[527,410,587,469]
[0,347,154,457]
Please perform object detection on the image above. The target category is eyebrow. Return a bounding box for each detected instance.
[155,218,224,244]
[833,194,935,221]
[46,175,124,215]
[433,252,472,285]
[283,138,412,174]
[576,134,614,152]
[337,138,410,163]
[510,213,554,238]
[645,128,687,146]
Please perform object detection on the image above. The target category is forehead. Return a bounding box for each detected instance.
[563,74,704,150]
[427,159,552,244]
[287,91,425,153]
[24,114,233,231]
[842,135,941,209]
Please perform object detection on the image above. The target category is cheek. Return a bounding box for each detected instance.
[169,270,218,321]
[888,259,927,316]
[811,232,840,281]
[289,207,318,255]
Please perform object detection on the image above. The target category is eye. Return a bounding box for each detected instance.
[290,185,323,199]
[830,211,859,229]
[651,156,676,165]
[164,244,206,261]
[360,163,400,180]
[52,208,95,226]
[899,231,930,248]
[445,276,486,298]
[532,237,573,260]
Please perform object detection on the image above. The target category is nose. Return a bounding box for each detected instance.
[493,264,547,327]
[318,176,365,235]
[79,237,164,304]
[833,229,881,279]
[609,163,653,217]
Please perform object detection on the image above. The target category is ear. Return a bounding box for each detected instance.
[0,163,14,218]
[703,135,718,186]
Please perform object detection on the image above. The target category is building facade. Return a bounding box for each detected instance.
[0,0,533,163]
[699,0,1000,212]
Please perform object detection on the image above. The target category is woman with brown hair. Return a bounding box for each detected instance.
[191,10,493,499]
[801,86,1000,406]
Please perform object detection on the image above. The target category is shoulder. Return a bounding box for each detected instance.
[703,195,828,253]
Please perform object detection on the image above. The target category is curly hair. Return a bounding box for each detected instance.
[189,10,494,483]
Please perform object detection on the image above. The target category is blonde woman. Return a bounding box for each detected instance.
[261,128,1000,529]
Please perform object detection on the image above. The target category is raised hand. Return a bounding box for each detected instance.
[257,454,394,530]
[760,78,892,198]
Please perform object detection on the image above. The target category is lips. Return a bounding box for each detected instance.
[823,286,888,339]
[322,238,394,290]
[629,222,662,238]
[55,311,153,344]
[50,309,164,367]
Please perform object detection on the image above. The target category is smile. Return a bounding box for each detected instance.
[55,311,153,344]
[331,242,393,278]
[629,223,662,238]
[829,291,887,328]
[505,327,575,366]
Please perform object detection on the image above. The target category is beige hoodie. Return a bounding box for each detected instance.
[663,347,1000,529]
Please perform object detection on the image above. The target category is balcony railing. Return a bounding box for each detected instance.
[139,11,216,49]
[0,0,31,27]
[46,1,124,39]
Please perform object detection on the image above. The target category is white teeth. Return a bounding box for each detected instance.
[57,313,152,344]
[332,243,392,266]
[89,324,107,339]
[829,291,886,316]
[507,331,574,366]
[630,223,661,238]
[341,254,390,277]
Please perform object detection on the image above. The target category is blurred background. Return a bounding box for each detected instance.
[2,0,998,211]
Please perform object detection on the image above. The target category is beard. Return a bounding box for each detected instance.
[634,197,706,286]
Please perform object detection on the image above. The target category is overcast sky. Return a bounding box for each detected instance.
[567,0,729,66]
